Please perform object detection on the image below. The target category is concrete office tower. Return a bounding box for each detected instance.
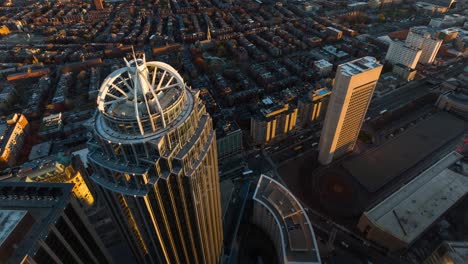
[405,27,443,64]
[251,97,298,145]
[385,40,422,69]
[93,0,104,10]
[0,182,112,264]
[87,56,223,264]
[298,88,331,128]
[318,57,383,165]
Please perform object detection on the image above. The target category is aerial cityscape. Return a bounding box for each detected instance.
[0,0,467,263]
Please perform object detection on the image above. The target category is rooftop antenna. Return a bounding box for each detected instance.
[123,57,132,69]
[131,46,138,65]
[130,46,147,68]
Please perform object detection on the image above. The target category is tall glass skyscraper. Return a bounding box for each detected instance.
[87,57,223,264]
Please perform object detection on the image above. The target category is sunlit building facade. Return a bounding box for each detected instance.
[298,88,331,127]
[405,27,443,64]
[318,57,383,165]
[385,40,422,69]
[87,57,223,264]
[0,113,29,168]
[22,156,95,208]
[251,99,298,145]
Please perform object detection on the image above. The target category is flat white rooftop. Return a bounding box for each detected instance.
[72,148,90,167]
[363,151,468,245]
[314,59,332,69]
[339,56,382,76]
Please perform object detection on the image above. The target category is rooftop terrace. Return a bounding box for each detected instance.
[339,56,382,77]
[253,174,321,263]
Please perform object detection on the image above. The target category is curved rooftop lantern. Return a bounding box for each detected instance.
[97,53,186,136]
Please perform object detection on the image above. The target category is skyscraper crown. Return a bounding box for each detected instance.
[97,55,187,136]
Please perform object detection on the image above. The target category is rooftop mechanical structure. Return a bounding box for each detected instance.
[97,57,187,137]
[88,55,223,264]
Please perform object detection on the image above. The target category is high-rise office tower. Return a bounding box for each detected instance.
[385,40,422,81]
[0,182,112,264]
[318,57,383,165]
[87,56,223,264]
[385,40,422,69]
[298,88,331,128]
[405,27,443,64]
[250,98,298,145]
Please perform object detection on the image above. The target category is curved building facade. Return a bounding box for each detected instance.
[252,174,321,264]
[87,57,223,264]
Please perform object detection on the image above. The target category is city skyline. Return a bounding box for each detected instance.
[0,0,467,263]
